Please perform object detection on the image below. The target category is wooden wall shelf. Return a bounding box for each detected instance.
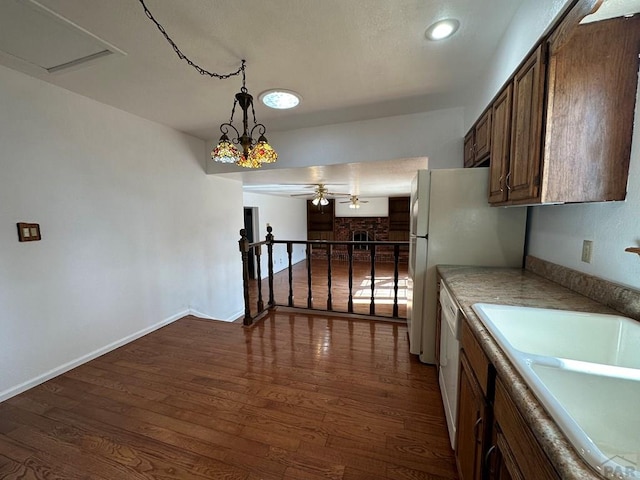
[625,247,640,256]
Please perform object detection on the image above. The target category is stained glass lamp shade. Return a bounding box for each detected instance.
[211,134,240,164]
[248,136,278,165]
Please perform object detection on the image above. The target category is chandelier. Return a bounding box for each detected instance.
[138,0,277,169]
[211,61,278,168]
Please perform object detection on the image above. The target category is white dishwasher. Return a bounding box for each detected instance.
[438,282,463,449]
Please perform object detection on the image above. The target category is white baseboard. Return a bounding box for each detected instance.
[0,309,189,403]
[228,308,245,322]
[189,307,243,322]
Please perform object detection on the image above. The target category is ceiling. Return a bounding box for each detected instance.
[0,0,529,197]
[224,157,429,198]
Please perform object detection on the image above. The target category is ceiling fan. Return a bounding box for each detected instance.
[340,195,369,209]
[291,184,349,206]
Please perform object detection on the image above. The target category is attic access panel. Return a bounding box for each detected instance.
[0,0,124,74]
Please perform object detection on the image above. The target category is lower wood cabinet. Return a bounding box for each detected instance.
[455,317,559,480]
[486,423,522,480]
[489,378,559,480]
[455,352,489,480]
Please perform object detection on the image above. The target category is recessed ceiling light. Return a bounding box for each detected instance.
[260,89,301,109]
[425,19,460,41]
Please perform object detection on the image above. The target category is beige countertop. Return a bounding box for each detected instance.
[437,265,620,480]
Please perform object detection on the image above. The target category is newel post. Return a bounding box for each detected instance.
[266,225,275,308]
[239,228,253,326]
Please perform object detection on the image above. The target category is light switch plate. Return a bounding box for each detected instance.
[581,240,593,263]
[17,222,41,242]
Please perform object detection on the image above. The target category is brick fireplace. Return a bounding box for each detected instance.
[310,216,408,263]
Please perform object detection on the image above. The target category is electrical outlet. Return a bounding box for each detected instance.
[581,240,593,263]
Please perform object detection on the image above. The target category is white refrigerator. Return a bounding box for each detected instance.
[407,168,527,364]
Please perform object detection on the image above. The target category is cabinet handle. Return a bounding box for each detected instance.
[473,416,483,442]
[484,444,497,478]
[505,172,511,191]
[498,175,504,193]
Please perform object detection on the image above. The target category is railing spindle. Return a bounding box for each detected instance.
[266,226,275,308]
[369,243,376,316]
[347,243,354,313]
[238,229,253,326]
[326,244,333,311]
[393,243,400,318]
[306,244,313,309]
[287,241,294,307]
[255,244,264,313]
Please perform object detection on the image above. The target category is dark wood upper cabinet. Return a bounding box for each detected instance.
[486,44,545,205]
[464,109,492,168]
[474,0,640,206]
[464,130,475,168]
[505,44,545,203]
[542,14,640,203]
[474,109,492,162]
[488,84,512,204]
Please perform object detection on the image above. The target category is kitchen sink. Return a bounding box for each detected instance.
[472,303,640,479]
[472,303,640,369]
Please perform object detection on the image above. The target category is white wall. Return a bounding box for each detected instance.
[208,107,464,173]
[243,192,307,277]
[0,64,244,400]
[464,0,640,289]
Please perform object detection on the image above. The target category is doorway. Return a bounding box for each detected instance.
[243,207,259,279]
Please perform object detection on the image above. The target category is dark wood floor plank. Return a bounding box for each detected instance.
[327,433,458,479]
[0,433,107,480]
[0,311,457,479]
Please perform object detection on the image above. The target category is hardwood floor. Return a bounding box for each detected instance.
[0,311,457,479]
[248,259,409,319]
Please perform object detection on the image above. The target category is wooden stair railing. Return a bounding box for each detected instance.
[239,226,409,326]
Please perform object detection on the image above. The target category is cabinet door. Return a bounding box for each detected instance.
[487,424,524,480]
[464,131,475,168]
[474,109,492,162]
[542,15,640,203]
[455,353,488,480]
[494,379,559,480]
[508,45,545,202]
[488,85,512,204]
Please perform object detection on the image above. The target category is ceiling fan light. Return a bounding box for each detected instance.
[320,197,329,206]
[211,134,240,164]
[349,203,360,209]
[312,197,320,206]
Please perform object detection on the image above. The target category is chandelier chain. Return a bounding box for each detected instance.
[138,0,245,80]
[229,98,238,125]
